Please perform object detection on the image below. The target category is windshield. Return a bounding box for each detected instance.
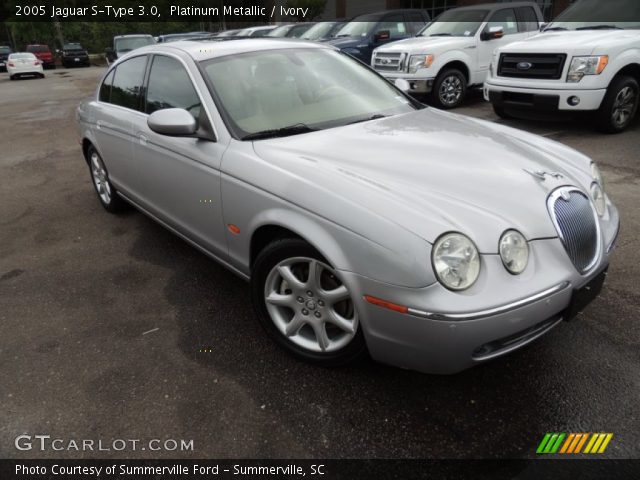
[64,43,84,51]
[301,22,339,40]
[335,18,378,37]
[201,48,415,139]
[267,25,292,37]
[547,0,640,29]
[114,37,154,53]
[419,9,489,37]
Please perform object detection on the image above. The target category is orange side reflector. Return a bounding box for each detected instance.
[364,295,408,314]
[227,224,241,235]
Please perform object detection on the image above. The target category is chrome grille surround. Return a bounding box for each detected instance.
[372,52,407,72]
[547,186,601,275]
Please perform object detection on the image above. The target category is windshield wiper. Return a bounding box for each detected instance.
[242,124,316,141]
[542,27,568,31]
[576,25,622,30]
[430,33,452,37]
[347,114,387,125]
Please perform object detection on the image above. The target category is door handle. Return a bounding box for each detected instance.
[96,120,104,130]
[138,133,148,145]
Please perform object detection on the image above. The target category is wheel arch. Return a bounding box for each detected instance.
[611,63,640,87]
[438,60,470,83]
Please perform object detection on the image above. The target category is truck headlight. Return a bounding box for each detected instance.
[567,56,608,83]
[432,233,480,291]
[408,54,434,74]
[499,230,529,275]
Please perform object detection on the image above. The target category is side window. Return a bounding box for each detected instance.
[516,6,540,32]
[110,55,147,111]
[378,14,407,39]
[145,55,202,121]
[486,8,519,36]
[407,12,428,34]
[99,69,114,102]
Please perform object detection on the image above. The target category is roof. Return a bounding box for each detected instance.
[131,38,333,62]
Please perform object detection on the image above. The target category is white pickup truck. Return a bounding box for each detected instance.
[371,2,543,108]
[485,0,640,133]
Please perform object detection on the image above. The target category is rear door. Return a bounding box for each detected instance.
[93,55,148,195]
[131,53,228,258]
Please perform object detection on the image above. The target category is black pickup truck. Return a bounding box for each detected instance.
[61,43,90,68]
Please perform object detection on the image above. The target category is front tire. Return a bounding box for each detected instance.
[87,146,128,213]
[431,68,467,109]
[251,238,366,367]
[595,76,639,133]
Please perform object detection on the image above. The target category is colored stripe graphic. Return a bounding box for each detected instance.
[537,433,613,454]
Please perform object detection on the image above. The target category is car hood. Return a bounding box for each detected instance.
[252,109,594,253]
[376,36,474,53]
[501,30,640,55]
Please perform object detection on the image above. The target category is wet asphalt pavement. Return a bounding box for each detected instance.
[0,67,639,460]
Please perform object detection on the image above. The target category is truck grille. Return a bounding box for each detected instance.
[373,52,406,72]
[498,53,567,80]
[548,188,600,274]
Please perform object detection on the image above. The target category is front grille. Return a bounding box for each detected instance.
[548,188,600,274]
[498,53,567,80]
[373,52,406,72]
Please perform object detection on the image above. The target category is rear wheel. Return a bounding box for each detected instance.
[87,146,128,213]
[431,68,467,109]
[251,238,366,367]
[595,76,639,133]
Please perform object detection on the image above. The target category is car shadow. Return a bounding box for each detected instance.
[125,213,567,459]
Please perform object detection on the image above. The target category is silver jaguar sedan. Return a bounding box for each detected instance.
[77,39,620,374]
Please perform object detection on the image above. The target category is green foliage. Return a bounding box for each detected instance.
[286,0,327,21]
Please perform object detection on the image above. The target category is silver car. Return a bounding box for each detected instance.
[76,39,620,374]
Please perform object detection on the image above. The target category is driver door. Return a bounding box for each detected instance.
[131,54,228,259]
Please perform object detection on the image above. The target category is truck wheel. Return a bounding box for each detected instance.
[595,76,639,133]
[493,104,514,119]
[432,69,467,109]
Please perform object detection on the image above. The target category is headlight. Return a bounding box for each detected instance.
[567,56,608,83]
[432,233,480,291]
[590,183,606,216]
[499,230,529,275]
[408,54,434,74]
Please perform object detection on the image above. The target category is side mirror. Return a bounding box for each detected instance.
[147,108,197,136]
[374,30,391,42]
[394,78,411,92]
[482,26,504,41]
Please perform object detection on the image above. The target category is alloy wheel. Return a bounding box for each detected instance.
[439,75,463,106]
[264,257,358,353]
[90,152,111,205]
[611,86,638,129]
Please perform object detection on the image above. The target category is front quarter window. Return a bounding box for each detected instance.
[201,48,416,139]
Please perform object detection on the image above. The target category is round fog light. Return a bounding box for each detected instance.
[568,96,581,106]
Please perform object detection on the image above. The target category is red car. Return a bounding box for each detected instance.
[26,44,55,69]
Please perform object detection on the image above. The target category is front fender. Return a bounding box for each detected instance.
[221,172,436,288]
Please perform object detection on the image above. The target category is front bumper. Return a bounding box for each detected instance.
[379,72,435,94]
[484,80,606,112]
[340,212,619,374]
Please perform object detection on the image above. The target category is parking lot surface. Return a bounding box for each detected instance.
[1,67,639,459]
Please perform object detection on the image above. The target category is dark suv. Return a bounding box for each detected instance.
[325,9,430,64]
[61,43,90,67]
[26,44,55,69]
[0,45,12,72]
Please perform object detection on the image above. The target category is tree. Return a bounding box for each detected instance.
[286,0,326,21]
